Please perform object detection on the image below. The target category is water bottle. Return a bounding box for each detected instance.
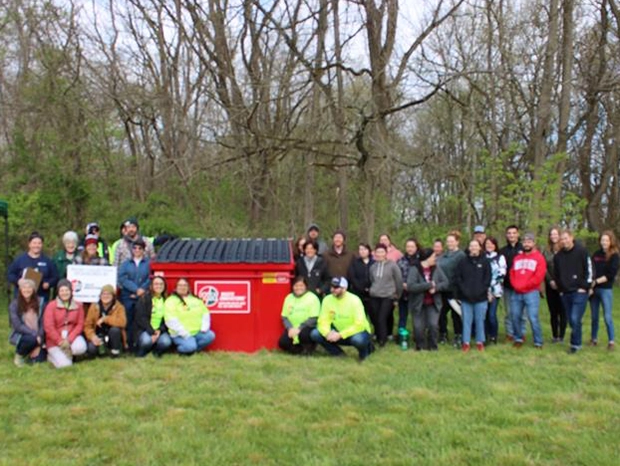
[399,328,409,351]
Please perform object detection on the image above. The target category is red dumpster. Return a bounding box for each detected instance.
[151,238,293,352]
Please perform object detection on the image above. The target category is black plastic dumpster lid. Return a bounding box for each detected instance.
[155,238,292,264]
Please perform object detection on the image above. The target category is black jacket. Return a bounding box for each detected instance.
[500,241,523,289]
[134,292,168,338]
[348,257,374,299]
[553,244,593,293]
[295,256,330,297]
[455,254,491,303]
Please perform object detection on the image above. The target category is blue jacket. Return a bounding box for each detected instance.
[7,253,58,298]
[118,258,151,301]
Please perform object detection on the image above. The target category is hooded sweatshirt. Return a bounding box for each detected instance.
[454,253,491,303]
[369,260,403,299]
[509,249,547,294]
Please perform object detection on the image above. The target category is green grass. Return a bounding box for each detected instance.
[2,292,620,465]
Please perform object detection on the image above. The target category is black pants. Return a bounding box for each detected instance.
[546,284,567,339]
[371,297,395,345]
[87,327,123,356]
[442,293,463,336]
[278,327,315,354]
[16,334,47,362]
[413,304,440,350]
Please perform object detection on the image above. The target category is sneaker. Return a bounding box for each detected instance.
[608,342,615,351]
[453,334,462,348]
[513,341,523,349]
[589,339,598,346]
[462,343,470,353]
[476,342,484,352]
[489,337,497,345]
[387,335,395,342]
[506,335,514,343]
[569,347,578,354]
[13,354,26,368]
[439,333,448,345]
[534,345,543,350]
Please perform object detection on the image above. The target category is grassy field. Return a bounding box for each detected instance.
[2,293,620,466]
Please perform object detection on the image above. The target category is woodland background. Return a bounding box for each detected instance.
[1,0,619,266]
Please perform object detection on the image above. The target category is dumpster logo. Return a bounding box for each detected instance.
[194,280,251,314]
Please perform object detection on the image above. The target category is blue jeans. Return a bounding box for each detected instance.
[16,334,47,362]
[590,288,614,342]
[121,297,137,349]
[137,331,173,357]
[562,291,589,350]
[510,291,543,346]
[461,301,487,344]
[503,288,527,338]
[310,329,372,360]
[485,297,500,340]
[172,330,216,354]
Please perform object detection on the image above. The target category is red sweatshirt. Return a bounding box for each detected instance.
[509,249,547,294]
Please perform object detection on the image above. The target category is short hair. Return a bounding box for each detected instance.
[374,243,387,252]
[505,224,519,232]
[292,276,308,287]
[358,243,371,252]
[303,240,318,252]
[62,231,79,245]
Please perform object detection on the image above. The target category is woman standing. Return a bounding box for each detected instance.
[85,285,127,357]
[369,244,403,347]
[53,231,80,280]
[9,279,46,367]
[484,237,507,344]
[543,227,566,343]
[135,276,173,357]
[437,231,466,347]
[407,250,449,350]
[379,233,404,263]
[74,234,109,265]
[397,238,422,336]
[590,230,619,349]
[293,236,306,262]
[164,278,216,355]
[279,276,320,354]
[295,240,330,299]
[455,240,491,352]
[348,243,374,319]
[43,279,87,368]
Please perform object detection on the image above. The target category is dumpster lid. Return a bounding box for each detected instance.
[155,238,292,264]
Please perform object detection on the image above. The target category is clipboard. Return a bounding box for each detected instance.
[23,268,43,290]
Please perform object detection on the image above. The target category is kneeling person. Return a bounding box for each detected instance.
[311,277,373,360]
[164,278,215,355]
[85,285,127,357]
[135,276,172,357]
[279,276,320,354]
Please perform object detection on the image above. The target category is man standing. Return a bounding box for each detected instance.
[509,232,546,349]
[500,225,526,341]
[473,225,487,245]
[113,217,155,267]
[310,277,374,361]
[554,230,593,354]
[323,230,355,279]
[118,237,151,350]
[306,223,328,256]
[8,232,58,309]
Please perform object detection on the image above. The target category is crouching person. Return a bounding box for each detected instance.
[135,276,172,357]
[164,278,215,355]
[310,277,374,361]
[43,279,87,368]
[279,276,320,355]
[85,285,127,358]
[9,278,47,367]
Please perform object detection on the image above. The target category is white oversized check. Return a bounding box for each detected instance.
[67,265,117,302]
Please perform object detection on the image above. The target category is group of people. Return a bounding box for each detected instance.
[283,223,618,359]
[6,219,618,366]
[7,220,214,368]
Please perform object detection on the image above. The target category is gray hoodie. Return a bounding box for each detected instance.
[369,260,403,299]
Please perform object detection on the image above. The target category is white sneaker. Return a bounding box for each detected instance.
[13,354,26,367]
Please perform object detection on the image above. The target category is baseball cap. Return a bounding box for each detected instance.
[474,225,485,234]
[330,277,348,289]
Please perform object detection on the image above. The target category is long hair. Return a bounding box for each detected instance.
[150,276,168,299]
[601,230,619,261]
[17,290,39,316]
[547,226,562,253]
